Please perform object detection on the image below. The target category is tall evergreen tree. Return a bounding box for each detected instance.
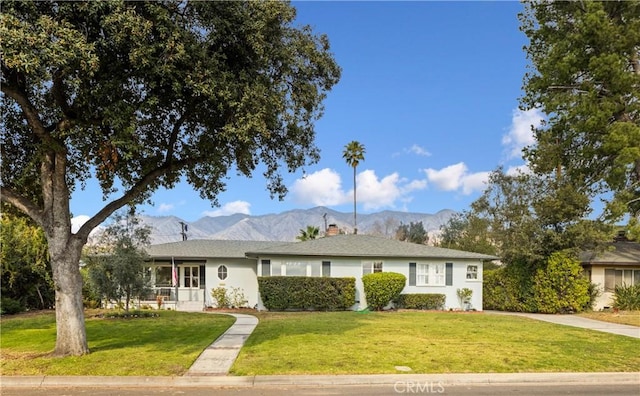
[519,1,640,222]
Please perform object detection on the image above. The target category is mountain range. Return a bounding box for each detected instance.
[138,206,456,244]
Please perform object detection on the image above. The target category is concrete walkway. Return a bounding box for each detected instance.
[185,313,258,376]
[486,311,640,338]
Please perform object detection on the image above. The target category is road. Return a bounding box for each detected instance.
[3,383,639,396]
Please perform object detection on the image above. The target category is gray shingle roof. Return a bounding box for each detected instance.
[246,234,498,260]
[146,240,292,259]
[580,241,640,265]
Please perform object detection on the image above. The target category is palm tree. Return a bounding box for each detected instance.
[342,140,365,234]
[296,225,320,241]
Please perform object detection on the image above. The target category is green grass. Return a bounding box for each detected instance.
[1,310,235,376]
[231,311,640,375]
[578,311,640,327]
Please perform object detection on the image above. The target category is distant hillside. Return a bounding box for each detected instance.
[139,206,456,244]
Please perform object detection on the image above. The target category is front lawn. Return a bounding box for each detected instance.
[578,311,640,327]
[231,311,640,375]
[0,310,235,376]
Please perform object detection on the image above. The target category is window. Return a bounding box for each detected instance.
[605,269,640,292]
[284,261,307,276]
[155,267,172,287]
[218,265,228,280]
[362,261,383,275]
[322,261,331,277]
[466,265,478,280]
[184,266,200,288]
[261,260,271,277]
[416,263,445,286]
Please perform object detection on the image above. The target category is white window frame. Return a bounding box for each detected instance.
[466,265,478,280]
[218,265,228,280]
[362,260,383,275]
[283,261,308,276]
[184,266,200,288]
[417,263,445,286]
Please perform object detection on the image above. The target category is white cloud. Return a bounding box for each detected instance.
[502,108,544,159]
[408,144,431,157]
[423,162,489,195]
[71,215,90,233]
[158,203,174,213]
[393,144,432,158]
[203,200,251,217]
[291,168,427,210]
[506,164,532,176]
[291,168,349,206]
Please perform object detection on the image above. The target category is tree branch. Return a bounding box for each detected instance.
[0,187,44,226]
[1,84,52,144]
[75,157,197,241]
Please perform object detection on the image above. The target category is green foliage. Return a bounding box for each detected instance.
[519,1,640,221]
[0,214,54,310]
[210,287,230,308]
[210,286,248,309]
[296,225,320,241]
[533,252,591,314]
[1,0,340,356]
[343,140,366,232]
[362,272,406,311]
[83,210,152,311]
[438,212,497,255]
[394,294,445,310]
[258,277,355,311]
[395,221,429,245]
[483,265,537,312]
[0,297,25,315]
[456,288,473,309]
[613,284,640,311]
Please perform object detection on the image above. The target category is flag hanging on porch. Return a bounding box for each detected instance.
[171,257,178,287]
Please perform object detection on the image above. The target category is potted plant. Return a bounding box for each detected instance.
[456,288,473,311]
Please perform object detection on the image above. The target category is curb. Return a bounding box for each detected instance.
[2,372,639,388]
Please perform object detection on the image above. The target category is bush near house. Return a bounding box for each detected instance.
[362,272,406,311]
[484,252,593,314]
[533,252,591,313]
[483,264,537,312]
[613,284,640,311]
[394,293,445,310]
[258,277,355,311]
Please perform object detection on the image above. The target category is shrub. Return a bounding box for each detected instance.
[211,287,231,308]
[613,284,640,311]
[533,252,590,314]
[456,288,473,310]
[362,272,406,311]
[0,297,25,315]
[258,277,355,311]
[394,294,445,310]
[483,264,537,312]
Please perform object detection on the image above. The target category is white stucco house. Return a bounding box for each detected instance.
[145,234,497,311]
[581,236,640,310]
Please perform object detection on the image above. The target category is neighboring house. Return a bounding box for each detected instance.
[580,235,640,310]
[145,235,497,311]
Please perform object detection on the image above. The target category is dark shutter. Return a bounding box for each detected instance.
[261,259,271,277]
[445,263,453,286]
[409,263,416,286]
[200,265,205,289]
[322,261,331,277]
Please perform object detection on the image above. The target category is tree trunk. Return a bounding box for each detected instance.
[49,238,89,356]
[353,166,357,234]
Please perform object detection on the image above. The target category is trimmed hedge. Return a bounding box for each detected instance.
[258,276,355,311]
[395,293,445,310]
[362,272,406,310]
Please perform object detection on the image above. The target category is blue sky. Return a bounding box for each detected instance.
[71,1,545,226]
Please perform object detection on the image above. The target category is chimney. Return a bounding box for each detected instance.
[326,224,339,236]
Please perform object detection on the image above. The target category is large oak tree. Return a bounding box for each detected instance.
[519,1,640,221]
[0,1,340,356]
